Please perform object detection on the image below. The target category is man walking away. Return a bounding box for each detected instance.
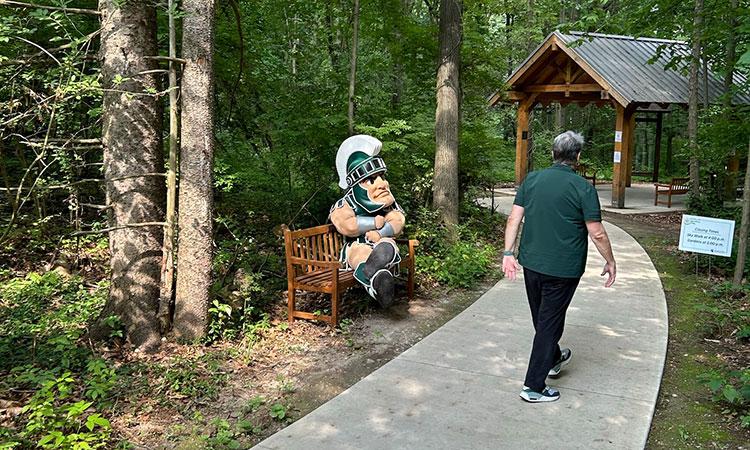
[502,131,616,403]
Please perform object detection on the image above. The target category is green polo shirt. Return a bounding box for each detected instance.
[513,163,602,279]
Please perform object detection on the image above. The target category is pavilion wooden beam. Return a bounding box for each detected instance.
[525,83,601,92]
[506,91,526,101]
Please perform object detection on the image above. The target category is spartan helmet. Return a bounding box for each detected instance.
[336,135,387,190]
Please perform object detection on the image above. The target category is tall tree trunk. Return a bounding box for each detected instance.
[724,0,739,200]
[433,0,462,226]
[174,0,217,341]
[348,0,360,135]
[159,0,180,333]
[96,0,164,351]
[734,137,750,285]
[688,0,703,196]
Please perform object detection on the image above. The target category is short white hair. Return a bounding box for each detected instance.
[552,131,584,163]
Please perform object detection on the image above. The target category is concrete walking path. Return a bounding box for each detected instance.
[256,207,668,449]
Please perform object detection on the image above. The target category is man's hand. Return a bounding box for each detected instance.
[503,255,522,281]
[366,230,382,242]
[601,262,616,287]
[375,215,386,229]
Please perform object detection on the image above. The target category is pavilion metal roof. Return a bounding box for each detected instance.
[507,31,750,106]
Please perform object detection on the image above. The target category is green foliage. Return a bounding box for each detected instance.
[699,369,750,428]
[695,283,750,340]
[410,203,502,288]
[269,403,289,421]
[159,355,229,402]
[686,187,750,277]
[0,272,117,448]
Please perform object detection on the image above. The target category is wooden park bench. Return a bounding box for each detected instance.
[283,224,418,327]
[654,177,689,207]
[576,163,597,186]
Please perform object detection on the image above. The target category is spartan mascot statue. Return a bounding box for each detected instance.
[330,135,405,307]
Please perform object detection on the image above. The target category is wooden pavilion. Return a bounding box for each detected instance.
[489,31,750,208]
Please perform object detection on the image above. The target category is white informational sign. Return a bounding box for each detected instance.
[614,130,623,143]
[678,214,735,257]
[613,151,621,163]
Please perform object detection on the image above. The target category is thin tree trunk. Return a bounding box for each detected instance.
[0,142,15,210]
[724,0,739,199]
[688,0,703,196]
[348,0,360,135]
[433,0,462,226]
[666,133,674,176]
[95,0,164,351]
[526,0,536,53]
[159,0,180,334]
[174,0,217,341]
[325,1,340,70]
[733,137,750,285]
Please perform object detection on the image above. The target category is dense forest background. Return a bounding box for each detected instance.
[1,0,750,447]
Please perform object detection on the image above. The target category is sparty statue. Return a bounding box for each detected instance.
[329,134,405,307]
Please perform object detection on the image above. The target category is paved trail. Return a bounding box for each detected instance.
[257,200,667,449]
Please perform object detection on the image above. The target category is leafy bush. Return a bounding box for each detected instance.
[0,272,118,449]
[695,283,750,340]
[699,369,750,428]
[409,202,502,288]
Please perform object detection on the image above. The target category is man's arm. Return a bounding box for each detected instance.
[586,220,616,287]
[502,205,524,281]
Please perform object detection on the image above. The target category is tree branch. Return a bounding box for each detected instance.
[71,222,168,236]
[0,0,101,16]
[144,55,187,64]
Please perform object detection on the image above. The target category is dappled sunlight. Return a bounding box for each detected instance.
[604,415,630,426]
[596,325,626,337]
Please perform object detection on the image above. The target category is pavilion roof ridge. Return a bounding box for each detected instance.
[492,30,750,107]
[564,31,686,46]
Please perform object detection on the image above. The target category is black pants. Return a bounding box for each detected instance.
[523,267,580,392]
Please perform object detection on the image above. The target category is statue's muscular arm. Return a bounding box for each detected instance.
[384,210,405,236]
[330,202,385,238]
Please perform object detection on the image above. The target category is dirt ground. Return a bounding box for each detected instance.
[113,276,499,448]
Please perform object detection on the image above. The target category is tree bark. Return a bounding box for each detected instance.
[688,0,703,196]
[96,0,164,351]
[159,0,180,334]
[348,0,360,135]
[734,137,750,285]
[432,0,462,226]
[724,0,739,200]
[174,0,217,341]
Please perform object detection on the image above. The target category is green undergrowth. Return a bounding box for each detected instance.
[0,271,116,449]
[630,233,750,448]
[409,202,503,288]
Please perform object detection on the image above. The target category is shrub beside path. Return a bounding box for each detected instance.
[256,199,668,449]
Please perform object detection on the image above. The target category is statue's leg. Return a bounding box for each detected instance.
[348,240,399,308]
[346,243,372,269]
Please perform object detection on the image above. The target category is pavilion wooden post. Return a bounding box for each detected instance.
[625,111,636,187]
[612,104,635,208]
[515,97,531,185]
[653,112,662,182]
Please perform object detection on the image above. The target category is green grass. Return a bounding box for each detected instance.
[626,234,750,448]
